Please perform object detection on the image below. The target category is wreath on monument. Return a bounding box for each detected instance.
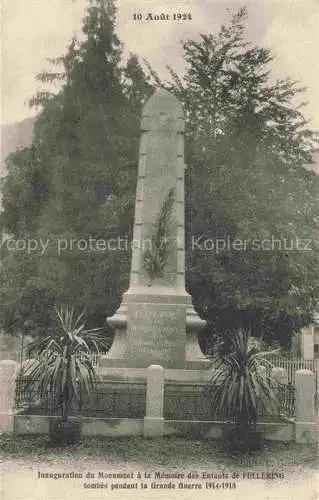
[143,188,175,284]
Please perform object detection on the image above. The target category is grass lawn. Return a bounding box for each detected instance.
[0,434,317,472]
[1,435,317,500]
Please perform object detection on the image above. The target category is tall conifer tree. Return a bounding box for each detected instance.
[0,0,152,334]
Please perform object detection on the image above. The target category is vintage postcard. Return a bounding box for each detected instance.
[1,1,318,499]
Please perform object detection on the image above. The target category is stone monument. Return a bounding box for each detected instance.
[104,88,208,369]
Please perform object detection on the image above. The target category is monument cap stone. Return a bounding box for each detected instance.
[141,88,184,132]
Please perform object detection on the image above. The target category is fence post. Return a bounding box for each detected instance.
[144,365,164,437]
[0,360,18,434]
[295,369,316,443]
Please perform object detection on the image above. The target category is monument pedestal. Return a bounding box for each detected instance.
[101,286,209,369]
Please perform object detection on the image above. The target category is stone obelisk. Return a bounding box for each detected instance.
[104,88,208,369]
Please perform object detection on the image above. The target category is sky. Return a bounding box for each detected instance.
[1,0,319,129]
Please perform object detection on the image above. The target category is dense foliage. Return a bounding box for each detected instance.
[0,0,153,335]
[1,3,318,348]
[161,8,319,346]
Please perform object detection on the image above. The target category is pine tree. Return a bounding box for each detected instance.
[0,0,152,335]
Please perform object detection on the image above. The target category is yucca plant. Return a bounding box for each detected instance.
[24,305,109,443]
[206,329,280,451]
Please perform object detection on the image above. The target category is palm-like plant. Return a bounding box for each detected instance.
[24,306,108,425]
[206,329,280,448]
